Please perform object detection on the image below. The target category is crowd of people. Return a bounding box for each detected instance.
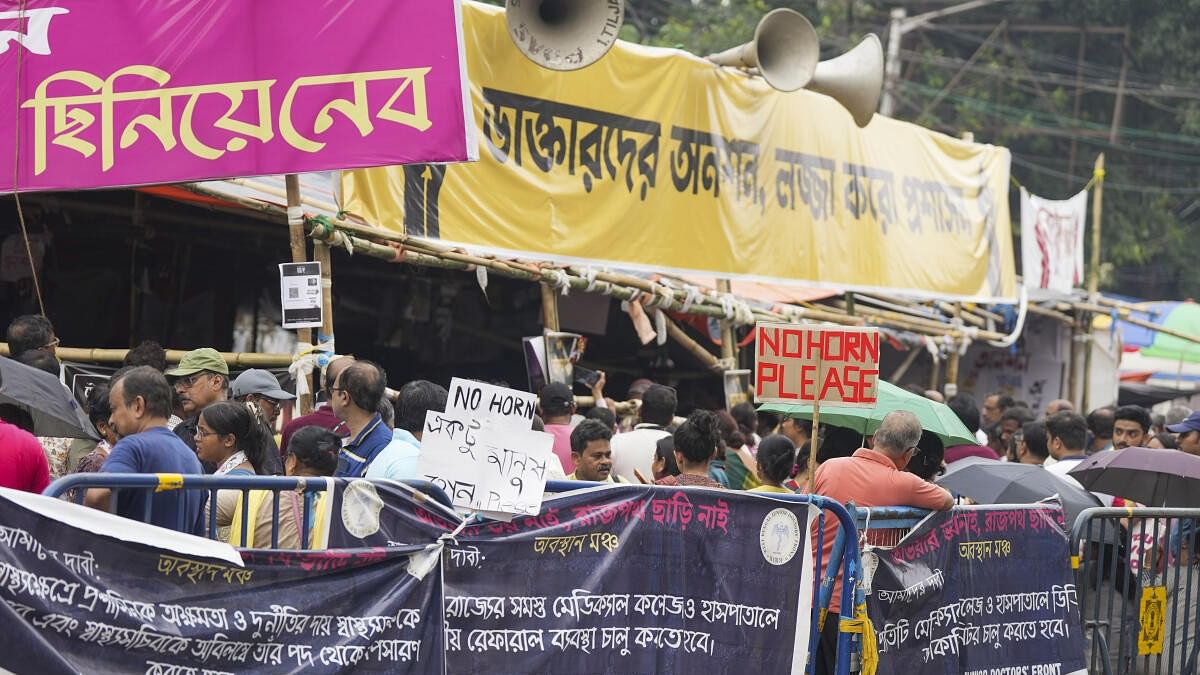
[2,314,1198,656]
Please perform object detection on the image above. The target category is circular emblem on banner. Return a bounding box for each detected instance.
[759,508,801,566]
[340,480,383,539]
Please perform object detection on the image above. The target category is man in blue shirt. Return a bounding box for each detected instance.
[85,366,205,533]
[331,360,392,477]
[366,379,447,481]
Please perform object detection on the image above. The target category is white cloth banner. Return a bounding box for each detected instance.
[1020,187,1088,295]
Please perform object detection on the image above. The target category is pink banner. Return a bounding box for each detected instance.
[0,1,475,192]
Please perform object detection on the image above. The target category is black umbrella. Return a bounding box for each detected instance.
[0,357,98,440]
[1069,446,1200,508]
[936,462,1102,528]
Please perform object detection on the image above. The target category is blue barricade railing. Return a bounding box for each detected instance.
[44,473,454,550]
[46,475,864,675]
[543,480,863,675]
[1070,506,1200,675]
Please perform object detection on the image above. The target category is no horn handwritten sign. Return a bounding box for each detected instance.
[754,323,880,407]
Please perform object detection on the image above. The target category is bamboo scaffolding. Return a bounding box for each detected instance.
[1075,302,1200,346]
[0,344,293,367]
[176,179,1025,343]
[1027,303,1074,324]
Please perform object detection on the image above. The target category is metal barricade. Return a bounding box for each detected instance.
[854,505,931,548]
[44,473,453,550]
[543,480,863,675]
[1071,506,1200,675]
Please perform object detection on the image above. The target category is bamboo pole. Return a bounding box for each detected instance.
[0,343,293,367]
[224,177,341,215]
[889,346,922,382]
[1076,302,1200,346]
[314,241,335,343]
[307,217,1013,343]
[664,319,722,371]
[945,304,962,392]
[574,396,637,416]
[540,283,560,332]
[1081,154,1105,411]
[717,279,738,369]
[1027,303,1074,324]
[1067,314,1081,408]
[286,174,314,415]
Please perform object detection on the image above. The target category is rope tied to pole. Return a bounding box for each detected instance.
[10,0,47,319]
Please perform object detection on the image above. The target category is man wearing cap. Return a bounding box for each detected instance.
[1167,411,1200,456]
[165,348,229,461]
[280,356,354,453]
[231,369,296,429]
[539,382,577,474]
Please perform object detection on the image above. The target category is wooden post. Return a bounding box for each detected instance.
[806,352,824,485]
[717,279,738,367]
[1088,153,1105,299]
[285,174,314,415]
[1082,154,1105,411]
[665,319,721,370]
[314,242,334,342]
[945,303,962,394]
[540,282,560,333]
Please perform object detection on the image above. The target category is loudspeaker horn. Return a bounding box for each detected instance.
[705,8,819,92]
[506,0,624,71]
[808,34,884,127]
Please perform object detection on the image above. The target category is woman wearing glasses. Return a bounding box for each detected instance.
[194,401,275,540]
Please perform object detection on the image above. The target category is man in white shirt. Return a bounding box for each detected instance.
[1045,410,1113,505]
[610,384,676,483]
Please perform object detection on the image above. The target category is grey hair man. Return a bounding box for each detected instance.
[810,410,953,675]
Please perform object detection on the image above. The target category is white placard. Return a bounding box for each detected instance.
[279,262,323,329]
[446,377,537,431]
[1020,187,1088,296]
[415,410,555,517]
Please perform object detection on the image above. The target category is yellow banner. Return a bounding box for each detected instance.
[342,2,1017,302]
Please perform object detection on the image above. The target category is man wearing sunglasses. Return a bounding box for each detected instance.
[230,369,296,429]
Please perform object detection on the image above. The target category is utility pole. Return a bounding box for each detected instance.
[1081,153,1105,411]
[879,0,1016,117]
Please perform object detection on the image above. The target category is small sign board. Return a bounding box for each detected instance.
[279,262,323,329]
[446,378,537,432]
[754,323,880,407]
[415,410,555,517]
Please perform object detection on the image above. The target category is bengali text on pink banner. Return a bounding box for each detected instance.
[0,0,476,192]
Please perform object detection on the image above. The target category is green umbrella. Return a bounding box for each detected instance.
[757,379,978,447]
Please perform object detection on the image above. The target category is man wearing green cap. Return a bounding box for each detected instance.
[165,347,229,463]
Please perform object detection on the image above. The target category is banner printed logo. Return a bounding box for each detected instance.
[759,508,800,566]
[341,480,383,538]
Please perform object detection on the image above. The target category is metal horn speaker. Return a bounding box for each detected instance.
[505,0,624,71]
[706,8,819,92]
[807,34,885,127]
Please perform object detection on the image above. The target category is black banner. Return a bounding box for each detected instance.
[0,489,443,674]
[865,505,1087,674]
[441,485,816,674]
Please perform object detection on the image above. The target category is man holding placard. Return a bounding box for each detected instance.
[367,380,448,481]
